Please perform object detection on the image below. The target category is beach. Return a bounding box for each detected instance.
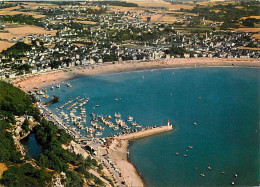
[12,58,260,92]
[107,125,173,187]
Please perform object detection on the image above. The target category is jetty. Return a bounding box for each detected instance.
[117,123,173,140]
[105,121,173,187]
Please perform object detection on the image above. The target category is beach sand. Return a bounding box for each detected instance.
[12,58,260,92]
[108,139,144,187]
[108,125,173,187]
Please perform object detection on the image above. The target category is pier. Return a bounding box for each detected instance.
[117,123,173,140]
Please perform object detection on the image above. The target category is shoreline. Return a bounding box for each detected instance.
[107,125,173,187]
[11,58,260,92]
[10,58,260,186]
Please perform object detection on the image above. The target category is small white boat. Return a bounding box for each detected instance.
[114,112,121,118]
[37,91,44,95]
[127,116,133,121]
[66,83,72,87]
[51,86,54,90]
[43,94,49,99]
[208,166,211,170]
[95,132,102,136]
[194,122,197,126]
[56,84,60,88]
[113,126,119,131]
[200,173,205,177]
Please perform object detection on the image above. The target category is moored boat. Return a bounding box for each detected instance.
[127,116,133,121]
[66,83,72,87]
[114,112,121,118]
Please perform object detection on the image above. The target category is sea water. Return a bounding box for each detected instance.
[46,67,259,186]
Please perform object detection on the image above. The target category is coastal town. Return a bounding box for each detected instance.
[0,0,259,187]
[0,0,259,81]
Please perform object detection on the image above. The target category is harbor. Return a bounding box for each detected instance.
[26,67,259,186]
[33,81,174,187]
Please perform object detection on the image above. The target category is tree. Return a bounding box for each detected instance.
[22,119,30,132]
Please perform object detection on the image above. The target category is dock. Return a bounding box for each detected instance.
[117,123,173,140]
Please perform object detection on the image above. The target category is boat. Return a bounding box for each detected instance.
[194,122,197,126]
[51,86,54,90]
[113,126,119,131]
[95,132,102,136]
[176,152,179,155]
[86,134,93,138]
[184,154,187,157]
[66,83,72,87]
[234,174,238,178]
[107,115,112,119]
[131,121,137,126]
[89,128,95,133]
[200,173,205,177]
[136,124,142,128]
[95,105,99,107]
[115,98,119,101]
[188,146,193,149]
[208,166,211,170]
[231,182,235,185]
[56,84,60,88]
[37,91,44,95]
[127,116,133,121]
[114,112,121,118]
[42,94,48,99]
[108,123,115,128]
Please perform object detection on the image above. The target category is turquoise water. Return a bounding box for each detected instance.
[22,133,42,159]
[46,67,259,186]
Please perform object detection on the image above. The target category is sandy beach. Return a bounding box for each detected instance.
[107,125,173,187]
[12,58,260,92]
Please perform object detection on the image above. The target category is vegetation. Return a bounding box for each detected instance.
[180,1,260,29]
[21,119,30,132]
[94,1,138,7]
[0,81,105,186]
[0,2,18,9]
[0,81,39,118]
[165,46,187,57]
[0,119,23,164]
[0,15,44,27]
[1,42,32,59]
[242,18,260,27]
[1,164,52,187]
